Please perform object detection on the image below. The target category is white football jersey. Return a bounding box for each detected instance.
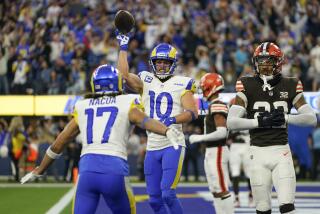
[74,94,141,160]
[138,71,196,150]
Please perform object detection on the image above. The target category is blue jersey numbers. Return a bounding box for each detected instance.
[85,107,118,144]
[148,90,173,119]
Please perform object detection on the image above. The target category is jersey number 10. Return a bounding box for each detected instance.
[85,107,118,144]
[149,90,173,119]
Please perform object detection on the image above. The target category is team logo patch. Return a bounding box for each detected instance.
[280,91,288,99]
[144,75,153,83]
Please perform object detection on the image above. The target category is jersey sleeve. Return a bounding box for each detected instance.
[293,79,304,105]
[72,103,79,124]
[235,78,248,108]
[235,79,245,92]
[181,78,196,97]
[210,103,228,115]
[296,80,303,93]
[129,97,145,112]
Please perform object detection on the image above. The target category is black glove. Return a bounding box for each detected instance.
[270,108,285,127]
[257,111,273,128]
[257,109,285,128]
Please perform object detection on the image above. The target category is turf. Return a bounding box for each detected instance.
[0,187,70,214]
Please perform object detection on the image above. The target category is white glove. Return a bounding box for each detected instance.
[189,134,204,144]
[20,168,42,184]
[0,146,8,158]
[116,34,130,51]
[166,128,184,150]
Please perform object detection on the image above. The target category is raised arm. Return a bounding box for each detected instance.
[116,33,143,94]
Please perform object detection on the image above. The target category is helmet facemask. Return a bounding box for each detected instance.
[254,55,283,78]
[150,58,176,79]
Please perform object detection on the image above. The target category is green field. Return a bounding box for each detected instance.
[0,185,72,214]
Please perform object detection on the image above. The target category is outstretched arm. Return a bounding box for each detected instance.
[116,33,143,94]
[22,119,79,182]
[129,107,168,135]
[189,113,227,144]
[129,107,184,149]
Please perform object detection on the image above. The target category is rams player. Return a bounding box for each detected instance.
[20,64,184,214]
[189,73,234,214]
[117,33,198,213]
[227,42,317,214]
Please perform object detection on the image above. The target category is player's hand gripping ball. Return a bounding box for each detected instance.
[114,10,135,34]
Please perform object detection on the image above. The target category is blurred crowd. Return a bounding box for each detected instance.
[1,0,320,95]
[0,116,320,182]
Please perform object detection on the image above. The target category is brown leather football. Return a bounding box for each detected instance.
[114,10,135,34]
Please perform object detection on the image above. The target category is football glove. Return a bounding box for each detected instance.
[160,117,176,127]
[189,134,203,144]
[257,110,285,128]
[166,127,184,150]
[270,108,286,126]
[20,168,42,184]
[115,30,132,51]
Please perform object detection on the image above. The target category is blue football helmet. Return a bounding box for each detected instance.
[90,64,123,93]
[149,43,178,79]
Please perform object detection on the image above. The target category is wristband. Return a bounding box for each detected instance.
[141,116,151,129]
[46,146,62,159]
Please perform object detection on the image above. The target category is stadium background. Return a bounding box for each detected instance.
[0,0,320,213]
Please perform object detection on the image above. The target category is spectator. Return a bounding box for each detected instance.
[8,117,28,182]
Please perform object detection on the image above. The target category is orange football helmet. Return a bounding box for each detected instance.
[200,73,225,99]
[252,42,284,76]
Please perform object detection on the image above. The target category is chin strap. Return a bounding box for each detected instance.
[261,75,272,91]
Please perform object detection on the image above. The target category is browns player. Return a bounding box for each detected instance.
[189,73,233,214]
[227,42,317,214]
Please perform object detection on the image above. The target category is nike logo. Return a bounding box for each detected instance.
[283,151,290,156]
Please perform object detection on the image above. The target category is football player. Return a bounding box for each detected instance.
[117,33,198,213]
[20,64,184,214]
[227,42,317,214]
[189,73,234,214]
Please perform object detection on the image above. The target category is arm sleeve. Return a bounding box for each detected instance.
[287,104,317,126]
[227,105,259,130]
[199,127,227,142]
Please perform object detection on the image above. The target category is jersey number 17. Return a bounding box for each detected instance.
[85,107,118,144]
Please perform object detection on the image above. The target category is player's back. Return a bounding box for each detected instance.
[74,94,139,160]
[138,71,195,150]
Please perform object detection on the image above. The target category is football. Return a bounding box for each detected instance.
[114,10,135,34]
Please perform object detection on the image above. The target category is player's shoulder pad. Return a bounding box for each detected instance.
[129,95,144,111]
[138,71,154,83]
[175,76,196,92]
[210,101,228,114]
